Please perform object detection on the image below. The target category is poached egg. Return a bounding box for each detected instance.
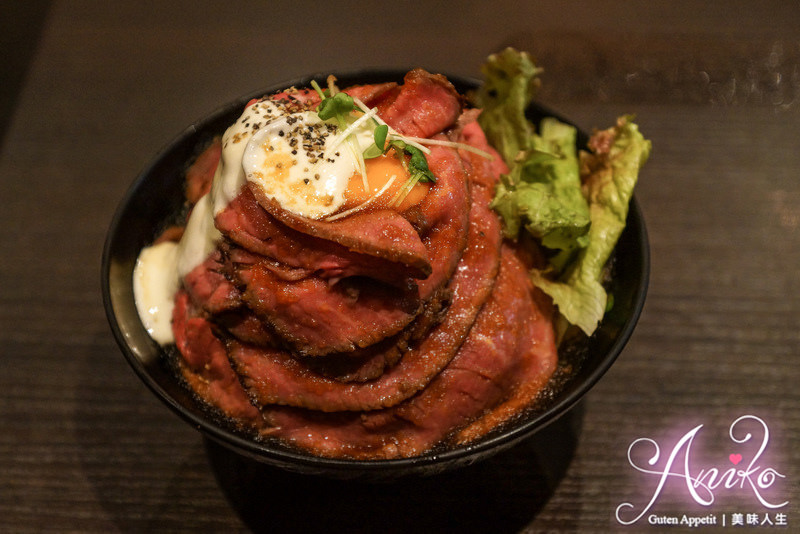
[241,97,428,219]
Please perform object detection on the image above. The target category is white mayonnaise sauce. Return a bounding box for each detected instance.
[133,240,179,344]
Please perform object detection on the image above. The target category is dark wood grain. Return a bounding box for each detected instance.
[1,1,798,532]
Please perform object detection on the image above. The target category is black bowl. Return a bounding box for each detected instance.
[102,70,649,480]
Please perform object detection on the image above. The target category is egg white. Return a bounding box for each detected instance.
[242,110,374,219]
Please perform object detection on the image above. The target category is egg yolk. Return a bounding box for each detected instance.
[344,152,431,212]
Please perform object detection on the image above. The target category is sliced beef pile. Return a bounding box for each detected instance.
[169,70,558,459]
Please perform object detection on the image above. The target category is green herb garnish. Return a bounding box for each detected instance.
[390,140,436,183]
[362,124,389,159]
[311,79,436,183]
[312,81,357,127]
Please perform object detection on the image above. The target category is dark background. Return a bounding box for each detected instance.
[1,2,798,532]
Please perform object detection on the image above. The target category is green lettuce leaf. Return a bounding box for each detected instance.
[490,117,591,253]
[530,116,651,334]
[476,47,651,336]
[475,47,542,164]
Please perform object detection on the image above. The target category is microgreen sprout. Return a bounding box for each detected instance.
[389,140,436,183]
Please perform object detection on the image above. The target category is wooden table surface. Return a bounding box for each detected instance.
[2,2,798,532]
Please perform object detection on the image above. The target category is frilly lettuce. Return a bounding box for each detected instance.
[491,117,592,254]
[531,117,651,335]
[476,48,651,336]
[475,47,541,164]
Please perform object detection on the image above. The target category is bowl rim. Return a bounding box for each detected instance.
[102,68,649,476]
